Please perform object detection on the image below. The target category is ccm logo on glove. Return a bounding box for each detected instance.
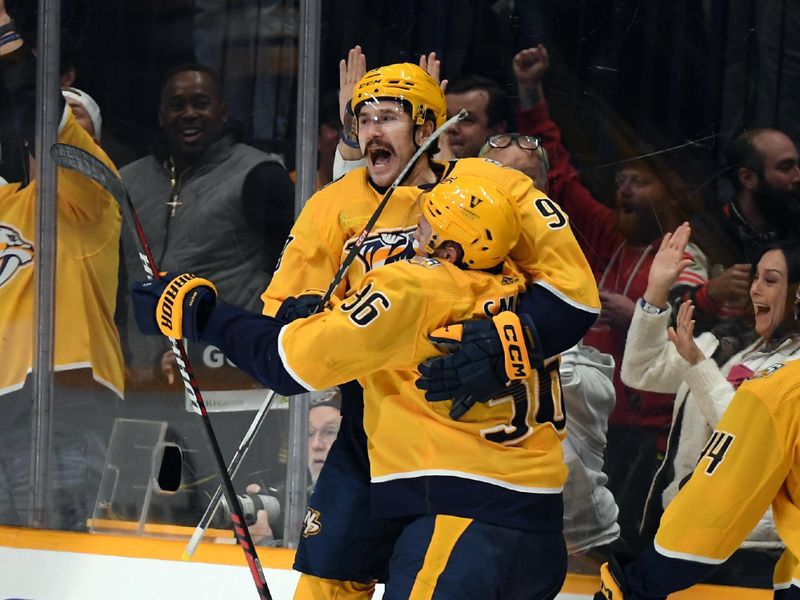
[495,312,532,380]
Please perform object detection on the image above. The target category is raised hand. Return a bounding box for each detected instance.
[338,45,366,125]
[512,45,549,106]
[667,300,705,365]
[419,51,448,93]
[644,221,692,307]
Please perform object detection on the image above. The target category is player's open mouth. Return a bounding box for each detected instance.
[369,147,393,166]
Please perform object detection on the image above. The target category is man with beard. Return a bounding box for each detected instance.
[670,128,800,334]
[464,69,702,549]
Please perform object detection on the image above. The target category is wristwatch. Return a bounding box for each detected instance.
[639,298,667,315]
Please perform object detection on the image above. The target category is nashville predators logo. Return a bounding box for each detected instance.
[0,224,34,288]
[345,227,416,272]
[301,507,322,538]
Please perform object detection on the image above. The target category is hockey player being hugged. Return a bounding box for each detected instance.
[133,174,589,599]
[255,55,600,599]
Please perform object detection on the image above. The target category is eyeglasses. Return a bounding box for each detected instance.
[484,134,542,152]
[479,133,550,173]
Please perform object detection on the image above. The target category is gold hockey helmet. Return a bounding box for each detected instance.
[420,174,520,269]
[351,63,446,129]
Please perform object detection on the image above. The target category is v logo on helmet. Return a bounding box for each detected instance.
[469,195,482,208]
[0,224,34,288]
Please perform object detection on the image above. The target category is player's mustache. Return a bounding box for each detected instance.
[365,140,395,156]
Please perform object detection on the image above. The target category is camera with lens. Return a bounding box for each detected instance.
[213,488,283,538]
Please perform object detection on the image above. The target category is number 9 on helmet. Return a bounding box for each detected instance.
[420,174,520,270]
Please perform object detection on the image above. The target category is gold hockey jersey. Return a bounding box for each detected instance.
[653,358,800,590]
[0,109,124,397]
[262,157,600,317]
[278,256,568,531]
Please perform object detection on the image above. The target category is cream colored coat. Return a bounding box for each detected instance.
[621,304,800,549]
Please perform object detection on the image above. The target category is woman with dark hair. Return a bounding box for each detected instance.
[621,222,800,579]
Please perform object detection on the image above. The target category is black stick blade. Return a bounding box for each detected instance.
[50,143,128,208]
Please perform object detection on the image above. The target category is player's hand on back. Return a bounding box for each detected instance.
[275,293,330,323]
[416,311,539,419]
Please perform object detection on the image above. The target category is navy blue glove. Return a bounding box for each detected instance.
[416,311,541,420]
[131,273,217,342]
[275,293,323,323]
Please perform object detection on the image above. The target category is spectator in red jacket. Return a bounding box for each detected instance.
[507,43,704,552]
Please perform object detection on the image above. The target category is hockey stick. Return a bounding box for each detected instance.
[182,388,276,560]
[50,143,273,600]
[182,108,468,556]
[317,108,467,309]
[169,108,468,560]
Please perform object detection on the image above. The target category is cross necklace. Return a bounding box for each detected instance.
[167,159,182,217]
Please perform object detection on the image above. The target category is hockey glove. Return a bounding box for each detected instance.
[594,558,628,600]
[131,272,217,342]
[275,293,323,323]
[416,311,541,420]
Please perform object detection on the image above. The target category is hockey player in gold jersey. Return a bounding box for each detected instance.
[595,290,800,599]
[132,174,582,598]
[256,60,599,598]
[0,9,123,531]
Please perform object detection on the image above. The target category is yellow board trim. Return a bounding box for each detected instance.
[0,525,294,570]
[0,526,772,598]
